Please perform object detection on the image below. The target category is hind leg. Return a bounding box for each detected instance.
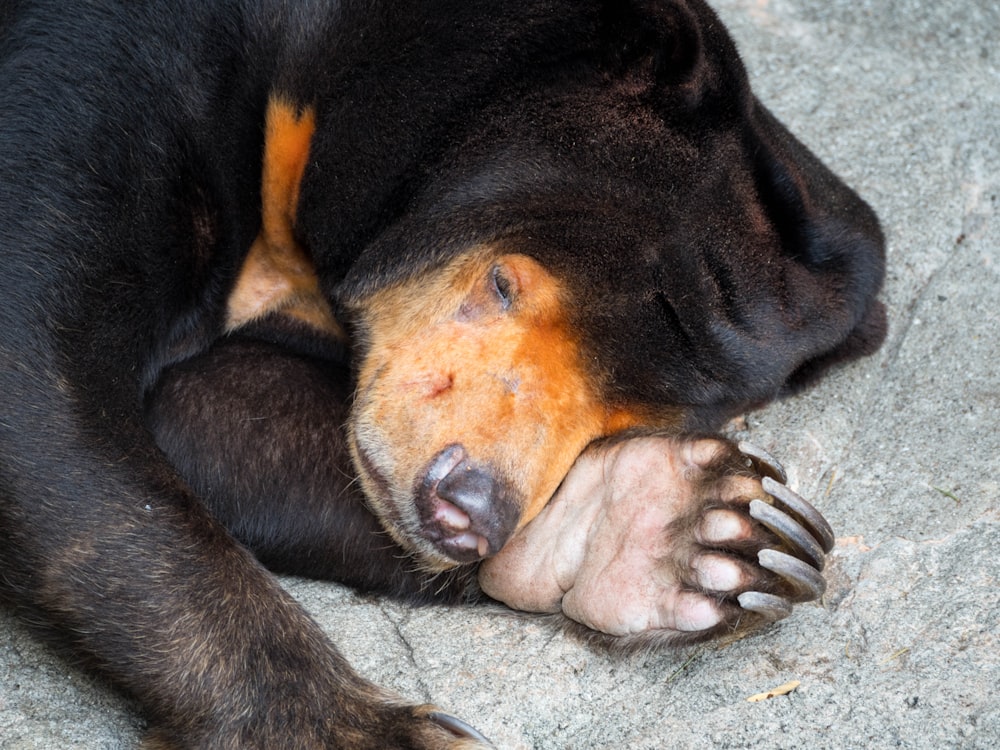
[480,435,833,647]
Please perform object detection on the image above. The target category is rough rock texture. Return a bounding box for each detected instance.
[2,1,997,747]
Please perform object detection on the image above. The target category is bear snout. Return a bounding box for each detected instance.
[417,444,521,563]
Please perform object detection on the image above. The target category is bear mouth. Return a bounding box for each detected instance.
[351,441,412,537]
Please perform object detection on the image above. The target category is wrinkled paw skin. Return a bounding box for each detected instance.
[479,436,834,650]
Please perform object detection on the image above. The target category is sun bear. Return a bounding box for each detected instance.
[0,1,884,747]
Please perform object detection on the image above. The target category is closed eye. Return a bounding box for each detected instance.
[491,265,514,310]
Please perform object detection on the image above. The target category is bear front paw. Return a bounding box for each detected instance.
[479,436,834,648]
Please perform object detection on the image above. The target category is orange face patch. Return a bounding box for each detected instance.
[346,249,670,568]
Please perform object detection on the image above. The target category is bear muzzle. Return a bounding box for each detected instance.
[416,444,522,563]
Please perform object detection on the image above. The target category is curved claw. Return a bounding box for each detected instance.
[758,548,827,602]
[737,591,792,621]
[738,441,788,484]
[749,499,825,570]
[428,712,494,747]
[762,476,835,553]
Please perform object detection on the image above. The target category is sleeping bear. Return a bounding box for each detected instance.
[0,0,885,747]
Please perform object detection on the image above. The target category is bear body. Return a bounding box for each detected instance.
[0,1,884,746]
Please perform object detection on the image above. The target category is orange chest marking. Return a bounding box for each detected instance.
[226,97,344,340]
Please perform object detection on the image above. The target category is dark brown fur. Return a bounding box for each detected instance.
[1,1,884,746]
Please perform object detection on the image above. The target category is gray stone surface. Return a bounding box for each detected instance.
[2,0,998,747]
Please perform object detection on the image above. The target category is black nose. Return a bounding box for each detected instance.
[417,445,521,563]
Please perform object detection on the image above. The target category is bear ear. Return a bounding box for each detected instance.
[599,0,703,89]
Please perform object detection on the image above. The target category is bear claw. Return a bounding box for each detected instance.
[749,498,826,570]
[761,476,835,553]
[737,591,794,621]
[757,548,827,602]
[737,441,788,484]
[428,712,494,746]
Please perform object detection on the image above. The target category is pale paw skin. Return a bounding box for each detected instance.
[479,435,833,648]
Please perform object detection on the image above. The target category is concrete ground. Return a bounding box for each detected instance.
[2,0,998,747]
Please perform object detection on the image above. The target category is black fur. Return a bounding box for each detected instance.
[0,1,885,747]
